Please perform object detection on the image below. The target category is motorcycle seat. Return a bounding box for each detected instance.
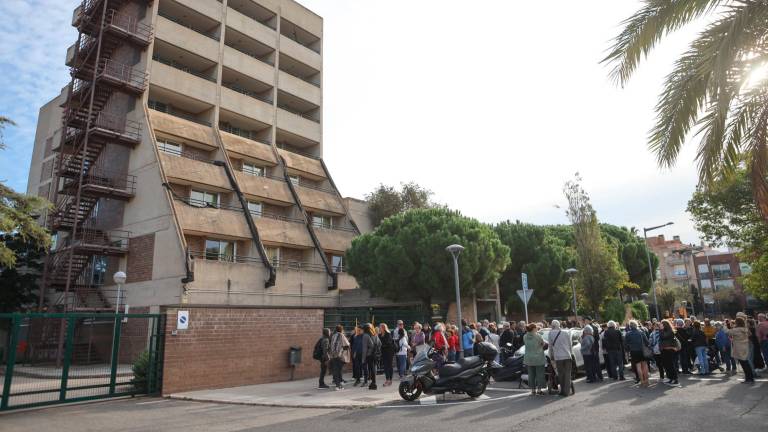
[439,356,483,377]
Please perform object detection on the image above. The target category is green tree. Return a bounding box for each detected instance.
[563,175,625,315]
[604,1,768,223]
[346,208,510,311]
[0,117,50,267]
[0,234,45,312]
[603,298,627,324]
[365,182,434,227]
[494,221,573,314]
[630,300,650,322]
[601,224,659,291]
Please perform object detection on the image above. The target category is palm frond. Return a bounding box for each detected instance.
[746,103,768,222]
[602,0,722,86]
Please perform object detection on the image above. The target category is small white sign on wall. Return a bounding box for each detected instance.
[177,310,189,330]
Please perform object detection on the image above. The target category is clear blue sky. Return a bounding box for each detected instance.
[1,0,707,244]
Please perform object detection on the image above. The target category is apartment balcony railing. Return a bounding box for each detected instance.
[64,109,142,142]
[74,58,149,92]
[158,145,216,164]
[223,82,273,104]
[104,9,153,43]
[149,102,212,127]
[57,160,137,194]
[282,32,320,54]
[296,180,336,194]
[312,222,356,233]
[277,104,320,124]
[153,55,216,82]
[276,143,320,160]
[188,250,327,272]
[249,208,306,224]
[158,11,220,41]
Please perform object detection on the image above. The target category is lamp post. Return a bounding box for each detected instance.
[566,268,578,318]
[643,222,674,319]
[446,244,464,359]
[113,271,127,314]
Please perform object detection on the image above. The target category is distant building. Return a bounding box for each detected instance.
[693,250,750,312]
[645,235,700,291]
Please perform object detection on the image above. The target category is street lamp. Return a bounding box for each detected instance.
[643,222,674,319]
[113,271,127,314]
[446,244,464,359]
[566,268,578,318]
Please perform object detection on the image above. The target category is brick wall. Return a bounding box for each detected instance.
[162,307,324,394]
[127,233,155,283]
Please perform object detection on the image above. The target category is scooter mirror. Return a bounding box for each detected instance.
[506,343,513,348]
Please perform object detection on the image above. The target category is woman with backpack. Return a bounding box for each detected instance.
[379,323,395,387]
[314,328,332,389]
[361,323,381,390]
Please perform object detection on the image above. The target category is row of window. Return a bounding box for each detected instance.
[203,239,343,271]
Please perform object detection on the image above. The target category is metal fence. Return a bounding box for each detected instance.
[324,306,426,331]
[0,312,164,411]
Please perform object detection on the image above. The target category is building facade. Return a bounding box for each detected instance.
[645,235,700,292]
[27,0,370,312]
[692,250,750,313]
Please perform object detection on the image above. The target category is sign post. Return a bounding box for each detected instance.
[517,273,533,323]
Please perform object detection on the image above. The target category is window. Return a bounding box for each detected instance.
[700,279,712,289]
[698,264,709,274]
[205,239,235,262]
[331,255,343,273]
[91,256,107,285]
[158,139,182,156]
[190,190,219,207]
[673,264,687,277]
[265,247,280,267]
[312,214,331,229]
[714,279,735,291]
[289,175,300,186]
[242,162,265,177]
[712,263,732,278]
[247,201,262,217]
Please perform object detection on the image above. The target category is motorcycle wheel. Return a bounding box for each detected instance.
[398,381,422,401]
[466,383,487,399]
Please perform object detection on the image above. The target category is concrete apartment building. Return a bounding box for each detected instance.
[645,235,701,292]
[27,0,371,313]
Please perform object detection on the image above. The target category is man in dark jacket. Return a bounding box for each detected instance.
[585,317,603,381]
[499,322,515,350]
[603,320,625,380]
[317,328,331,389]
[677,319,693,374]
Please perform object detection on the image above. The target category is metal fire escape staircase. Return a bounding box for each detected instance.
[43,0,153,311]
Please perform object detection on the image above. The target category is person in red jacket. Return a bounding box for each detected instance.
[446,326,460,362]
[433,323,449,369]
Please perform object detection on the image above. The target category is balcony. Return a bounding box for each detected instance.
[226,7,276,49]
[222,46,275,86]
[314,226,356,254]
[155,15,220,63]
[71,59,149,94]
[170,0,223,22]
[295,186,345,215]
[58,226,130,256]
[279,35,321,72]
[278,148,325,178]
[148,109,215,146]
[174,200,251,239]
[63,110,141,145]
[57,162,137,200]
[220,86,273,125]
[220,131,276,163]
[235,171,293,204]
[277,107,321,143]
[278,70,320,106]
[150,59,218,106]
[187,252,270,299]
[74,8,153,46]
[160,152,231,190]
[254,215,314,248]
[279,53,320,88]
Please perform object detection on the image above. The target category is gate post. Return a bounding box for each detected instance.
[59,316,76,401]
[108,315,123,395]
[1,314,21,410]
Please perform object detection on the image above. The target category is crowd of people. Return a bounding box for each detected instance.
[312,312,768,395]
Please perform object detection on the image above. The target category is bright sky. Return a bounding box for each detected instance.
[0,0,706,244]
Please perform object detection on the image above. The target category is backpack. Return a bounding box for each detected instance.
[312,337,324,361]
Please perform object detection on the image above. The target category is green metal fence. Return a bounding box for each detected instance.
[0,312,164,411]
[324,306,426,331]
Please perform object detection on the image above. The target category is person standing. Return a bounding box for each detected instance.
[678,319,693,374]
[379,323,395,387]
[757,313,768,372]
[361,323,381,390]
[523,323,546,396]
[660,320,680,385]
[625,320,650,387]
[351,326,367,386]
[691,321,709,375]
[748,318,765,373]
[581,326,599,383]
[650,322,665,381]
[447,326,459,362]
[329,325,350,390]
[548,320,574,396]
[728,317,755,383]
[411,323,427,357]
[462,322,475,358]
[315,328,331,389]
[603,321,625,381]
[396,328,409,379]
[499,322,515,349]
[715,322,736,373]
[432,323,449,369]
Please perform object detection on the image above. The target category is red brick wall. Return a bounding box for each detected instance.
[127,233,155,283]
[162,307,324,394]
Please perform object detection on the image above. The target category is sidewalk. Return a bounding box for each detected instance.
[169,377,403,409]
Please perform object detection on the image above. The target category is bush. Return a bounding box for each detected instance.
[131,350,151,393]
[629,301,649,322]
[602,298,625,324]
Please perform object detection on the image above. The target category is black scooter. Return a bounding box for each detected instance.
[491,343,525,381]
[398,342,498,401]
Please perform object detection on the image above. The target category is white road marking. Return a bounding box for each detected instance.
[486,387,529,392]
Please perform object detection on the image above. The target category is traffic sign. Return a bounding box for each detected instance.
[177,310,189,330]
[522,273,528,291]
[517,289,534,304]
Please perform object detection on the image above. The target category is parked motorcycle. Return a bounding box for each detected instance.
[398,342,498,401]
[492,343,525,382]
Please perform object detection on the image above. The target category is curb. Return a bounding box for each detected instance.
[167,394,386,410]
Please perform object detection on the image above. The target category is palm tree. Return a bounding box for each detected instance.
[603,1,768,222]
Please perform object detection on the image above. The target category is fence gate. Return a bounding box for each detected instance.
[0,312,164,411]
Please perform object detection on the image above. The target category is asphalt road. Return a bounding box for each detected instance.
[2,374,766,432]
